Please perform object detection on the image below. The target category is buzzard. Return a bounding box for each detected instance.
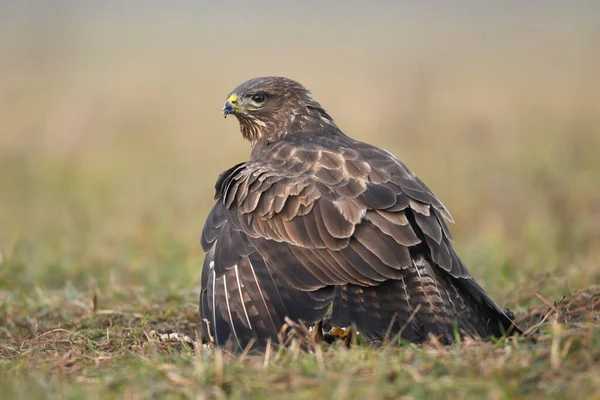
[200,77,521,349]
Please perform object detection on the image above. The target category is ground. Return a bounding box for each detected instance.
[1,285,599,398]
[2,7,600,398]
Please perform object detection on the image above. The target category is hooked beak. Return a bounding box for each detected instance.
[222,94,238,118]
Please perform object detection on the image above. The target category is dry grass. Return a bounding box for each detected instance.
[0,286,599,398]
[1,4,600,399]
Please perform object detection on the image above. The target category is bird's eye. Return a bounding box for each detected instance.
[251,93,266,104]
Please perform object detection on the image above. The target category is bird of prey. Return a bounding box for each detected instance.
[199,76,521,350]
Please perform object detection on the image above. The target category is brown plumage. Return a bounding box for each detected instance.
[199,77,521,349]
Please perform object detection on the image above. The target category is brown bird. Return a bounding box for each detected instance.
[199,77,521,349]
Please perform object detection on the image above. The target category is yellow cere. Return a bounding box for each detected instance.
[227,94,238,105]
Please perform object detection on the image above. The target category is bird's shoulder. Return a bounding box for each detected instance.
[214,131,452,222]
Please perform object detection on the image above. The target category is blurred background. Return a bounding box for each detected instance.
[1,1,599,307]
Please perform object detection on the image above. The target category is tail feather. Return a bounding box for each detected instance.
[330,254,520,343]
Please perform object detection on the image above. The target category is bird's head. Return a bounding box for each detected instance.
[222,77,334,146]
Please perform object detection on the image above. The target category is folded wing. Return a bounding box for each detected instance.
[203,135,520,346]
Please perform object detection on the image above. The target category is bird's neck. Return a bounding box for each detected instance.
[244,106,336,157]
